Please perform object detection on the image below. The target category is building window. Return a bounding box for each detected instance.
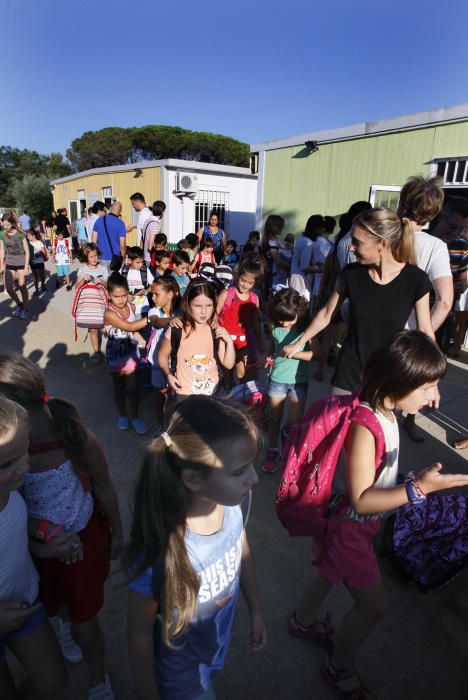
[434,158,468,185]
[369,184,401,210]
[102,186,113,210]
[195,190,229,232]
[77,189,86,214]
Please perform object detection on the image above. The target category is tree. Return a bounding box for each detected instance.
[0,146,73,206]
[10,175,53,220]
[66,126,250,171]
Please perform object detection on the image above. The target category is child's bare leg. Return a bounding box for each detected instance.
[286,394,306,430]
[9,618,68,699]
[65,275,71,286]
[111,374,127,416]
[267,396,285,449]
[154,387,166,426]
[5,270,21,307]
[16,271,28,310]
[295,566,334,626]
[70,617,106,688]
[126,372,139,420]
[89,329,101,354]
[330,583,388,692]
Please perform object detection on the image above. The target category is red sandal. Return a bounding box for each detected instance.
[288,610,334,652]
[320,655,369,699]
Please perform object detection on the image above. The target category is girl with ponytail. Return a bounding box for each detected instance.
[126,395,266,700]
[284,207,435,394]
[0,352,123,700]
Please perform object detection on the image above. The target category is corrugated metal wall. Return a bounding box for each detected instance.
[262,121,468,232]
[53,168,161,245]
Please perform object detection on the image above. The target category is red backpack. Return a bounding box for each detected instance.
[276,395,386,537]
[71,283,108,341]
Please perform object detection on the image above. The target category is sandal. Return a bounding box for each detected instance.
[288,610,334,652]
[453,437,468,450]
[320,655,369,699]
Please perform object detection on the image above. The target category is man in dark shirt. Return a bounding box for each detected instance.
[55,208,72,238]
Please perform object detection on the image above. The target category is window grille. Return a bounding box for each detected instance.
[195,190,229,233]
[435,159,468,185]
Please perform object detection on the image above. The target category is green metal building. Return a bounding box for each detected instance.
[250,103,468,232]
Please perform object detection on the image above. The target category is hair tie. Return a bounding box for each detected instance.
[43,394,50,403]
[160,432,172,448]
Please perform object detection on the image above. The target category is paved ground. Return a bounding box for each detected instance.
[1,260,467,700]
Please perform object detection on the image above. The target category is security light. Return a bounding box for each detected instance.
[134,168,143,178]
[304,140,319,153]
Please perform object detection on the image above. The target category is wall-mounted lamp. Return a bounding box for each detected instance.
[304,140,319,153]
[50,184,55,191]
[134,168,143,178]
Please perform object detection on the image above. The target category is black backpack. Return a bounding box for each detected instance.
[121,264,148,288]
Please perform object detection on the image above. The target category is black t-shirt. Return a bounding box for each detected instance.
[332,263,431,392]
[55,214,70,235]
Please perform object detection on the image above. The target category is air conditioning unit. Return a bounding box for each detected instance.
[176,172,198,193]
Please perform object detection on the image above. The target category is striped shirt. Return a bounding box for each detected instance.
[0,491,39,605]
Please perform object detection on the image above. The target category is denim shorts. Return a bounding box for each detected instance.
[0,600,47,663]
[56,263,71,276]
[268,378,308,400]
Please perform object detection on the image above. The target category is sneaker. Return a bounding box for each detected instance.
[89,673,114,700]
[118,416,130,430]
[288,610,334,652]
[131,417,148,435]
[66,284,73,291]
[19,309,29,321]
[262,448,278,473]
[12,305,22,318]
[58,620,83,663]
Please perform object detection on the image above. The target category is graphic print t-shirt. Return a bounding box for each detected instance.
[165,325,219,396]
[54,239,71,264]
[129,504,245,700]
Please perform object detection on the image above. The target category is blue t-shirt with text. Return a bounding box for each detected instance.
[129,504,245,700]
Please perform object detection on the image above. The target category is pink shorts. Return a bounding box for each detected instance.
[313,512,382,590]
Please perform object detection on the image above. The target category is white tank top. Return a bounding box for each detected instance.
[105,303,137,340]
[22,459,93,533]
[0,491,39,604]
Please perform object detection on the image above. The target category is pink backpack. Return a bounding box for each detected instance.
[276,395,386,537]
[71,283,108,340]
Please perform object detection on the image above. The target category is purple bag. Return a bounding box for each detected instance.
[391,494,468,591]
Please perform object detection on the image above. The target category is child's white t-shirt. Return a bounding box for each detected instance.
[126,267,154,292]
[54,239,71,264]
[77,264,108,281]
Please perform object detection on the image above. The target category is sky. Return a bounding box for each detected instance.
[2,0,468,157]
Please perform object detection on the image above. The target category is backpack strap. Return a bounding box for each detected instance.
[141,264,148,288]
[170,325,220,377]
[350,404,387,475]
[170,325,182,376]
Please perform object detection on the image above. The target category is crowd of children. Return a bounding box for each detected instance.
[0,184,467,700]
